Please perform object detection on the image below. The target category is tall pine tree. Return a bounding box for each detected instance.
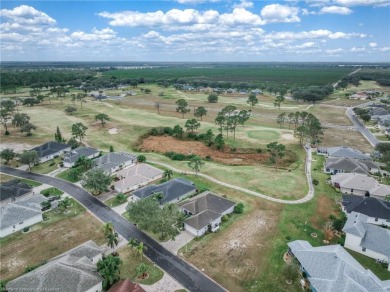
[54,126,63,143]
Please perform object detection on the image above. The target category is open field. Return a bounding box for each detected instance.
[0,199,105,281]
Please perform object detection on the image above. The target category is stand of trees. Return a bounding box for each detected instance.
[291,85,334,103]
[215,106,251,141]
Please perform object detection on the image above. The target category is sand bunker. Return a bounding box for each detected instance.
[282,133,294,140]
[108,128,118,135]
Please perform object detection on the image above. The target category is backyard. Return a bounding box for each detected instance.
[0,199,105,282]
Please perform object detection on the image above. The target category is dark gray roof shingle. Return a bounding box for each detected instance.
[132,178,196,204]
[31,141,70,158]
[0,179,32,201]
[93,152,136,172]
[63,147,99,164]
[342,195,390,220]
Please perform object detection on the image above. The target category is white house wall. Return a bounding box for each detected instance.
[340,187,367,196]
[366,217,390,227]
[85,282,103,292]
[345,233,389,263]
[0,214,43,238]
[63,152,100,168]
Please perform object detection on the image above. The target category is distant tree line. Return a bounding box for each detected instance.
[291,85,334,103]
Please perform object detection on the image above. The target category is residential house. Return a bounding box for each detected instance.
[369,107,389,121]
[7,240,105,292]
[350,92,369,100]
[114,163,163,193]
[331,173,390,198]
[378,115,390,130]
[177,191,236,236]
[31,141,71,163]
[108,279,145,292]
[324,157,380,175]
[0,194,47,238]
[0,179,33,205]
[342,195,390,227]
[385,128,390,136]
[317,146,371,161]
[132,178,196,205]
[287,240,390,292]
[93,152,137,175]
[63,147,100,168]
[251,89,263,95]
[343,212,390,271]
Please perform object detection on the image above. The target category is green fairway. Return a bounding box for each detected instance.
[247,129,281,141]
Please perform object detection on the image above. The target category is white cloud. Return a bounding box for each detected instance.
[334,0,390,6]
[320,6,353,14]
[351,46,366,52]
[264,29,366,40]
[260,4,300,23]
[176,0,220,4]
[99,8,267,29]
[70,28,116,41]
[378,47,390,52]
[0,5,56,25]
[369,42,378,47]
[233,0,254,9]
[326,48,344,53]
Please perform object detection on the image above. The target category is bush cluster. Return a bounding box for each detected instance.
[164,151,197,161]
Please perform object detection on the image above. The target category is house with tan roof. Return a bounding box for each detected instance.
[177,192,236,236]
[331,173,390,198]
[7,240,105,292]
[343,212,390,271]
[114,163,163,193]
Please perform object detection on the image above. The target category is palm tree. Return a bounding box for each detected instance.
[59,197,72,211]
[106,232,119,249]
[127,237,138,250]
[135,242,148,261]
[96,255,122,290]
[163,169,173,180]
[102,222,115,237]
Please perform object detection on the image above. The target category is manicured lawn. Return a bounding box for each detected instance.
[0,198,105,281]
[118,246,164,285]
[105,195,129,208]
[346,249,390,280]
[19,178,42,187]
[247,129,281,141]
[0,173,17,183]
[40,187,64,197]
[30,157,62,174]
[56,166,85,182]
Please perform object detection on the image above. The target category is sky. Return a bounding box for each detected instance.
[1,0,390,62]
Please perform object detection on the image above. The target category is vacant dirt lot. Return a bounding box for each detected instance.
[0,212,105,281]
[183,200,281,291]
[140,135,296,166]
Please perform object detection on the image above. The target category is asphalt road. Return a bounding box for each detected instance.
[0,165,226,292]
[345,107,379,147]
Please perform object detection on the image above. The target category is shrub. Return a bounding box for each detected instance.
[312,178,319,185]
[4,130,10,135]
[49,161,55,166]
[109,145,114,152]
[234,202,244,214]
[164,127,173,135]
[137,155,146,163]
[59,162,64,167]
[187,132,199,140]
[23,227,30,232]
[221,215,229,222]
[24,260,47,273]
[54,155,59,158]
[256,148,262,153]
[205,155,212,161]
[286,236,291,240]
[231,147,237,152]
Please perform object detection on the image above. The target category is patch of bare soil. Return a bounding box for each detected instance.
[310,196,339,229]
[185,206,280,291]
[0,212,105,281]
[139,135,295,166]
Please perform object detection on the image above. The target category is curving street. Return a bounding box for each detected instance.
[0,165,226,292]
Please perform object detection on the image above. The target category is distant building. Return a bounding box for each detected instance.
[324,157,380,175]
[317,146,371,161]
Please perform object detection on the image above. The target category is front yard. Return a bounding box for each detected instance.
[118,246,164,285]
[30,157,63,174]
[0,199,105,282]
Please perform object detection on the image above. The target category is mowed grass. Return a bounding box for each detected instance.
[118,246,164,285]
[346,249,390,280]
[247,129,281,141]
[30,157,62,174]
[0,199,105,281]
[105,195,129,208]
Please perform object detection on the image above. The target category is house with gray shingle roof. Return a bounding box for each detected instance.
[63,147,100,168]
[31,141,71,163]
[177,192,236,236]
[7,240,104,292]
[331,173,390,198]
[324,157,380,175]
[0,179,32,205]
[343,212,390,271]
[114,163,163,193]
[317,146,371,161]
[93,152,137,175]
[0,194,47,238]
[132,178,196,205]
[342,195,390,227]
[287,240,390,291]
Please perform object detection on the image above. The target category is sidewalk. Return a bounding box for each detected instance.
[141,273,184,292]
[161,231,194,255]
